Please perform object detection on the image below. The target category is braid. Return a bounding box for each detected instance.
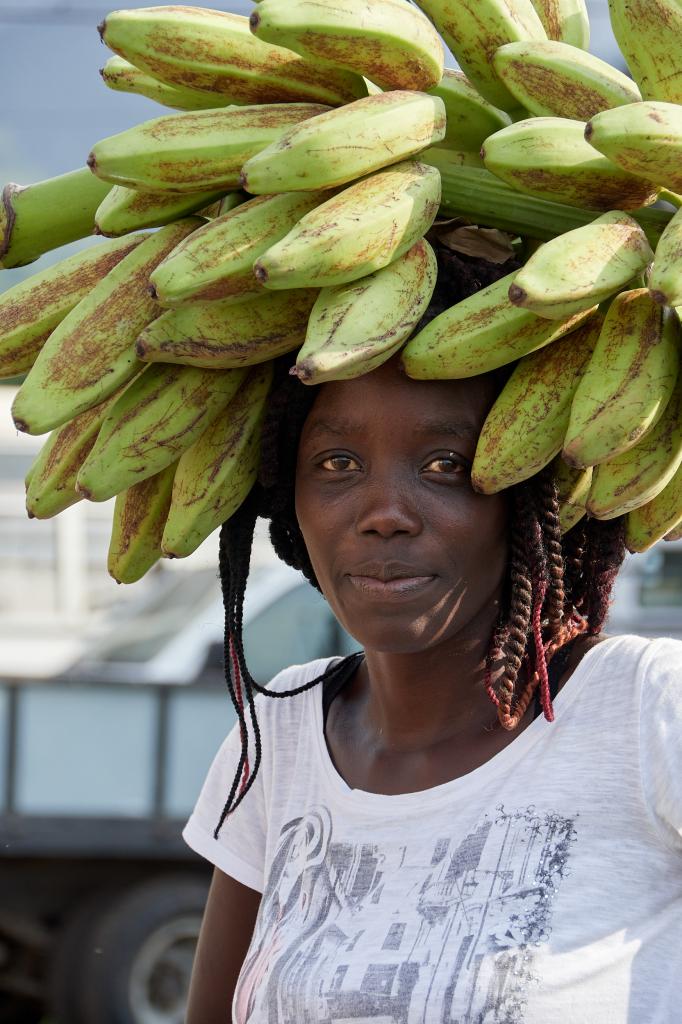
[582,517,627,635]
[563,518,588,612]
[539,469,567,634]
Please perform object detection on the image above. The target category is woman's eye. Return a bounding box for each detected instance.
[319,454,359,472]
[423,454,467,475]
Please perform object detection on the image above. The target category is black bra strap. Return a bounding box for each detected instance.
[322,652,364,727]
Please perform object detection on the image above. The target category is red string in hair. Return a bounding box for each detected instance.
[229,634,251,797]
[531,576,554,722]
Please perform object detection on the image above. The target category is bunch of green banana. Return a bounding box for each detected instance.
[493,41,641,120]
[471,316,600,492]
[136,289,318,368]
[530,0,590,48]
[401,270,597,378]
[254,159,441,289]
[100,55,233,111]
[553,457,593,532]
[24,387,128,520]
[586,371,682,519]
[508,210,653,319]
[625,463,682,552]
[608,0,682,103]
[162,362,273,559]
[240,92,446,194]
[11,218,201,435]
[428,70,510,153]
[563,291,679,467]
[292,239,437,385]
[249,0,444,92]
[149,191,327,306]
[87,103,329,194]
[108,462,178,584]
[411,0,547,110]
[0,234,144,379]
[76,364,247,502]
[482,116,659,209]
[100,6,368,106]
[1,168,111,269]
[585,101,682,194]
[95,183,229,237]
[649,208,682,307]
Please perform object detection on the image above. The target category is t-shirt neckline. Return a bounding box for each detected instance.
[313,636,621,811]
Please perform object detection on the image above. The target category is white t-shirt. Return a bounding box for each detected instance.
[183,634,682,1024]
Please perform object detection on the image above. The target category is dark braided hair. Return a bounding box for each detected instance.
[213,248,627,838]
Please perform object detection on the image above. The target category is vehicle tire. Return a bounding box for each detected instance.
[47,884,128,1024]
[78,874,209,1024]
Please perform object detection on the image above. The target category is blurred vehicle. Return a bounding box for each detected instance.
[0,563,359,1024]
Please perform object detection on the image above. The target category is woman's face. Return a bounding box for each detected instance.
[294,356,509,655]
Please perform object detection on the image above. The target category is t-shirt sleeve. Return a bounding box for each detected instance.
[639,637,682,855]
[182,715,267,893]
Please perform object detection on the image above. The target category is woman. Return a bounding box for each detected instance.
[182,250,682,1024]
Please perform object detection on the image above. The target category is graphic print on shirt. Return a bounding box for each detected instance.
[233,802,579,1024]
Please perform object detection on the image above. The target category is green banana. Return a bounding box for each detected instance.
[563,291,679,467]
[100,55,233,111]
[76,364,247,502]
[471,316,600,493]
[483,116,659,210]
[95,183,227,237]
[149,192,327,306]
[0,168,111,270]
[401,270,597,378]
[249,0,444,92]
[530,0,590,47]
[585,101,682,194]
[162,362,273,559]
[493,41,641,120]
[664,521,682,541]
[586,372,682,518]
[508,211,653,320]
[0,234,145,380]
[553,457,593,532]
[135,289,318,368]
[87,103,329,194]
[11,219,201,436]
[100,7,367,106]
[254,159,441,290]
[240,92,446,194]
[427,70,511,153]
[625,463,682,551]
[108,462,178,584]
[25,387,127,520]
[608,0,682,103]
[649,208,682,306]
[292,239,437,385]
[411,0,547,110]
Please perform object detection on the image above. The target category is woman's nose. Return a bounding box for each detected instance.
[354,473,423,538]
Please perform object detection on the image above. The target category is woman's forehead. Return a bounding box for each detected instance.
[304,357,499,435]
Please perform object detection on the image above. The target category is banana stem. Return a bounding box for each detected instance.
[0,168,112,269]
[659,188,682,210]
[423,148,673,247]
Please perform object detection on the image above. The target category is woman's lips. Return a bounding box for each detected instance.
[346,574,436,597]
